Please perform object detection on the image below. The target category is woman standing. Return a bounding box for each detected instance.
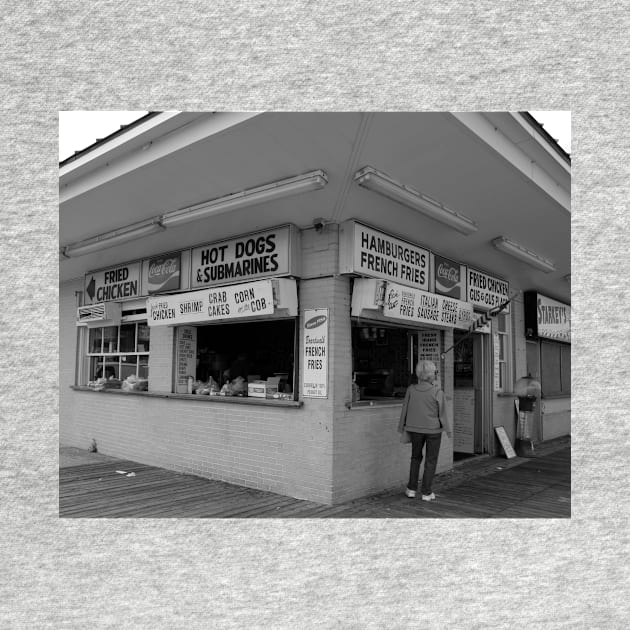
[398,360,453,501]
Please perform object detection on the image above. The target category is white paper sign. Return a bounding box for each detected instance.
[493,333,501,390]
[147,280,275,326]
[418,331,442,389]
[453,388,475,453]
[383,282,474,329]
[176,326,197,393]
[302,309,329,398]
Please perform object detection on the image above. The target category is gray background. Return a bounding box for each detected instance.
[2,2,628,628]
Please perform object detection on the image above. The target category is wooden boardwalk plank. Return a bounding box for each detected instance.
[59,446,571,519]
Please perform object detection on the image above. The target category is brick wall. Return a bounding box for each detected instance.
[60,225,457,505]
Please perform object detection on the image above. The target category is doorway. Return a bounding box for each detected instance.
[453,331,491,459]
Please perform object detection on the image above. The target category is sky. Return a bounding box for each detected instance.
[58,110,571,162]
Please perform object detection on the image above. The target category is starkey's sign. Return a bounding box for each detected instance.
[524,291,571,343]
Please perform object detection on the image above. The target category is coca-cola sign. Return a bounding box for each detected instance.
[148,254,181,294]
[434,254,463,299]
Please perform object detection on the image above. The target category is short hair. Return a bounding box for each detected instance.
[416,360,437,382]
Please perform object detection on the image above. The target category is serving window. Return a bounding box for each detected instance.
[187,319,296,399]
[352,323,414,402]
[85,322,150,388]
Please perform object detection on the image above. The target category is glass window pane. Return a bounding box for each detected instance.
[89,328,102,353]
[103,326,118,354]
[497,313,507,333]
[102,356,120,379]
[137,324,150,352]
[119,324,136,353]
[120,355,138,380]
[139,356,149,380]
[90,356,102,380]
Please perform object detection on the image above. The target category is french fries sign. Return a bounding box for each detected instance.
[302,309,329,398]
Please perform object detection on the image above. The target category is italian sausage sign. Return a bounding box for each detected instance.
[146,280,274,326]
[302,309,329,398]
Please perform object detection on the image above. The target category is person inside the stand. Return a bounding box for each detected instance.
[228,352,250,381]
[96,366,116,379]
[397,360,452,502]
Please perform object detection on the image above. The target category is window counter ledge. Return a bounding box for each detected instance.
[71,386,303,408]
[346,400,404,410]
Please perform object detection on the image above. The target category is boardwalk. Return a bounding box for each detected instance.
[59,440,570,518]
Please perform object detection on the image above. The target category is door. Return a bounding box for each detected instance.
[453,331,491,455]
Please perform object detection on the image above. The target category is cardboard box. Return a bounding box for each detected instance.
[265,376,281,398]
[247,380,267,398]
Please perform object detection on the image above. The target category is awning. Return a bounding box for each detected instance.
[146,278,297,326]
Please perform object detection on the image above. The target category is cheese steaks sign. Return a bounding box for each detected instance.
[191,227,292,289]
[383,281,473,329]
[147,280,275,326]
[84,262,141,304]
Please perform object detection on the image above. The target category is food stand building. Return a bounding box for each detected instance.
[60,112,571,505]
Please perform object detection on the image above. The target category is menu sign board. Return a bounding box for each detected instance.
[466,268,510,312]
[418,331,442,389]
[524,291,571,343]
[383,282,474,329]
[84,262,141,304]
[148,253,181,294]
[147,280,275,326]
[191,226,294,289]
[302,309,329,398]
[434,254,464,300]
[175,326,197,393]
[340,221,429,291]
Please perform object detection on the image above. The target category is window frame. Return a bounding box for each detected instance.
[494,312,513,393]
[84,321,150,384]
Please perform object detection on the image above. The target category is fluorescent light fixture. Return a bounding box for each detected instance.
[354,166,477,235]
[492,236,556,273]
[63,218,165,258]
[161,170,328,228]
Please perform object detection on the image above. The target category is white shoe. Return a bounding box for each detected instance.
[421,493,436,501]
[405,488,416,498]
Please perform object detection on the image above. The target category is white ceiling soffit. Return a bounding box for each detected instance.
[59,112,263,204]
[450,112,571,212]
